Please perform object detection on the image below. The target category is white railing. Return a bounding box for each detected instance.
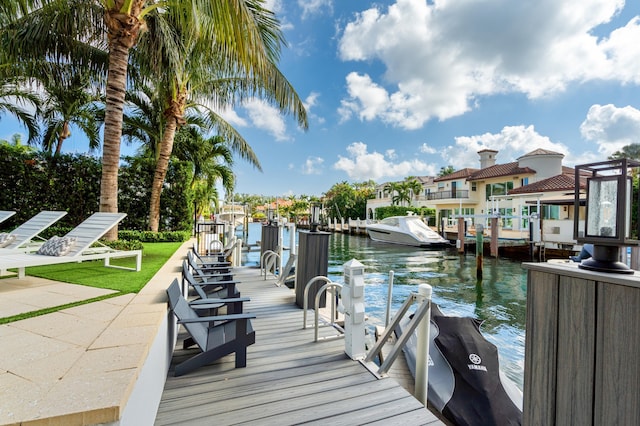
[302,276,344,342]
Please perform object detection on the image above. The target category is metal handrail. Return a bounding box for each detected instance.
[313,282,344,342]
[302,276,332,329]
[302,276,344,342]
[260,250,280,279]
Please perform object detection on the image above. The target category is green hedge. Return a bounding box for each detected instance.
[0,143,194,232]
[117,230,191,242]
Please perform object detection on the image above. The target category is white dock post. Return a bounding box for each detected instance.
[342,259,366,360]
[278,222,285,272]
[385,270,394,327]
[414,284,432,407]
[288,223,297,256]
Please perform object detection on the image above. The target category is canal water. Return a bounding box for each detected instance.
[240,223,526,389]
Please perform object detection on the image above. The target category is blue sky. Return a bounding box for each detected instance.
[3,0,640,199]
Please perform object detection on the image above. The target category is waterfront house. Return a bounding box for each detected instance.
[365,148,586,249]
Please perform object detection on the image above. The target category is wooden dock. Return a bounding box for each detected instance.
[155,267,444,425]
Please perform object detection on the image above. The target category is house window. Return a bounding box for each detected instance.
[521,177,529,186]
[543,205,560,220]
[521,206,538,228]
[486,181,514,200]
[471,182,477,191]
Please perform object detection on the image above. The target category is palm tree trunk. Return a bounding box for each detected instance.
[55,122,70,156]
[100,40,130,240]
[149,90,187,232]
[100,3,144,241]
[149,118,178,232]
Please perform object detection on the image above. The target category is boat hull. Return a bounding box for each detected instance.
[367,227,450,248]
[366,215,451,248]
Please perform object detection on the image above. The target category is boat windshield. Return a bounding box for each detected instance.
[405,217,442,239]
[405,217,430,232]
[380,217,400,227]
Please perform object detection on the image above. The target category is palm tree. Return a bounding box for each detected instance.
[0,2,107,151]
[404,177,423,205]
[173,127,235,218]
[384,182,409,206]
[438,165,456,177]
[121,78,262,231]
[39,72,103,155]
[1,0,307,239]
[0,81,40,143]
[134,3,307,232]
[609,144,640,161]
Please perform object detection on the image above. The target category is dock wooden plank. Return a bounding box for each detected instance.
[155,267,443,426]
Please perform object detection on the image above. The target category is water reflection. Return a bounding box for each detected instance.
[242,224,526,388]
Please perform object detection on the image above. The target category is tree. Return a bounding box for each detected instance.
[0,81,40,143]
[609,144,640,161]
[39,72,103,155]
[134,2,308,232]
[404,176,423,205]
[172,128,236,217]
[2,0,305,239]
[438,165,455,177]
[323,181,374,220]
[384,181,411,206]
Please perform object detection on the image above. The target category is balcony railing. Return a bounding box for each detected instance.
[426,190,469,200]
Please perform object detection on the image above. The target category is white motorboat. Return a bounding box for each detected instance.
[217,204,246,230]
[366,215,451,248]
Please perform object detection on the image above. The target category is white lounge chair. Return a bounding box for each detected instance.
[0,210,16,225]
[0,210,67,252]
[0,212,142,279]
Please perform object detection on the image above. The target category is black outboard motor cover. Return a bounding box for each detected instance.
[432,308,522,426]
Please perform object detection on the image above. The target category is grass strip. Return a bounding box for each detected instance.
[1,242,182,322]
[0,292,124,325]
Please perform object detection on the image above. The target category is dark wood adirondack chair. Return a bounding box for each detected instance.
[181,260,240,300]
[187,251,233,280]
[191,243,230,266]
[167,279,256,376]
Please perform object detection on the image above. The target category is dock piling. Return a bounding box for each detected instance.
[476,224,484,280]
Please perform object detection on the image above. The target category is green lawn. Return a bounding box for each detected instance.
[25,242,183,293]
[1,242,183,324]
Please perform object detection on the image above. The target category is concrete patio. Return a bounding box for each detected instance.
[0,242,189,425]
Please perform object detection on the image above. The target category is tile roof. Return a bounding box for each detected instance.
[519,148,564,158]
[509,172,587,194]
[433,168,478,182]
[467,162,535,181]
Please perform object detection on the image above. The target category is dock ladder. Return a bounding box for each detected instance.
[361,284,432,404]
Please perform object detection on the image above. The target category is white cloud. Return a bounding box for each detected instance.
[301,156,325,175]
[580,104,640,156]
[441,125,573,169]
[420,143,438,154]
[216,106,248,128]
[303,91,325,124]
[333,142,435,180]
[385,149,397,160]
[298,0,333,19]
[243,99,290,141]
[263,0,282,13]
[337,0,637,129]
[303,92,320,110]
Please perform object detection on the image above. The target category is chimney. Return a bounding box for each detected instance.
[478,149,498,169]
